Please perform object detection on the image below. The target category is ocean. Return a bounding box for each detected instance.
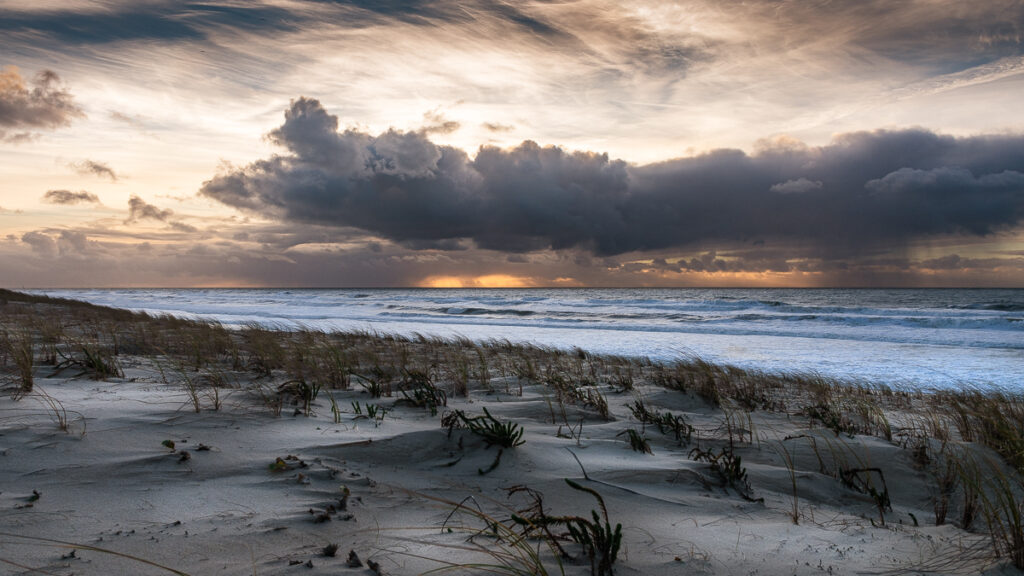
[31,288,1023,390]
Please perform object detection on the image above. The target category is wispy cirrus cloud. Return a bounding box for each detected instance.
[3,2,1022,161]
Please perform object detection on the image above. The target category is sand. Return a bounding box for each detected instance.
[1,295,1020,575]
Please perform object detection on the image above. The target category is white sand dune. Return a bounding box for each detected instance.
[1,368,1013,575]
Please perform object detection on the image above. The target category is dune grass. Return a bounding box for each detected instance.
[3,287,1024,573]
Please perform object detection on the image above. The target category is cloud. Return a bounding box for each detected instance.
[168,221,199,233]
[725,1,1024,74]
[20,230,57,255]
[127,195,173,222]
[0,66,83,141]
[57,230,88,253]
[2,1,1020,166]
[421,110,460,135]
[69,159,118,181]
[43,189,100,205]
[769,178,822,194]
[3,212,1022,288]
[0,3,300,45]
[482,122,514,133]
[202,98,1024,259]
[124,194,199,232]
[1,131,37,144]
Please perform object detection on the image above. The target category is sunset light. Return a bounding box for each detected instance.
[1,5,1022,574]
[1,1,1023,287]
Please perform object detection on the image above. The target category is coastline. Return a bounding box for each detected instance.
[26,287,1024,390]
[2,288,1022,575]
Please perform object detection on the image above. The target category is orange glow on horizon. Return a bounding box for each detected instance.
[418,274,537,288]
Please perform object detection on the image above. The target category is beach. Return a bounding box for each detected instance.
[2,288,1023,575]
[29,288,1024,390]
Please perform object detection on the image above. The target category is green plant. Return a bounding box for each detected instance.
[413,491,566,575]
[690,445,756,501]
[399,370,447,416]
[617,428,652,455]
[350,401,389,426]
[326,388,342,423]
[355,364,391,398]
[511,480,622,576]
[277,379,321,416]
[449,407,525,449]
[628,400,693,445]
[562,480,622,576]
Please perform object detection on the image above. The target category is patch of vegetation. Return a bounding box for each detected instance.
[617,428,652,455]
[690,445,757,501]
[446,407,525,449]
[510,479,622,576]
[628,399,693,445]
[398,369,446,415]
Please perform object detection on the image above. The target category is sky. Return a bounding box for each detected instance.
[1,0,1023,288]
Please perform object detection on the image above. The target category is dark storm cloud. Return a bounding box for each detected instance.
[201,98,1024,257]
[43,189,100,205]
[69,160,118,181]
[0,67,83,141]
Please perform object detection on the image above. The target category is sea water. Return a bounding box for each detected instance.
[31,288,1023,390]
